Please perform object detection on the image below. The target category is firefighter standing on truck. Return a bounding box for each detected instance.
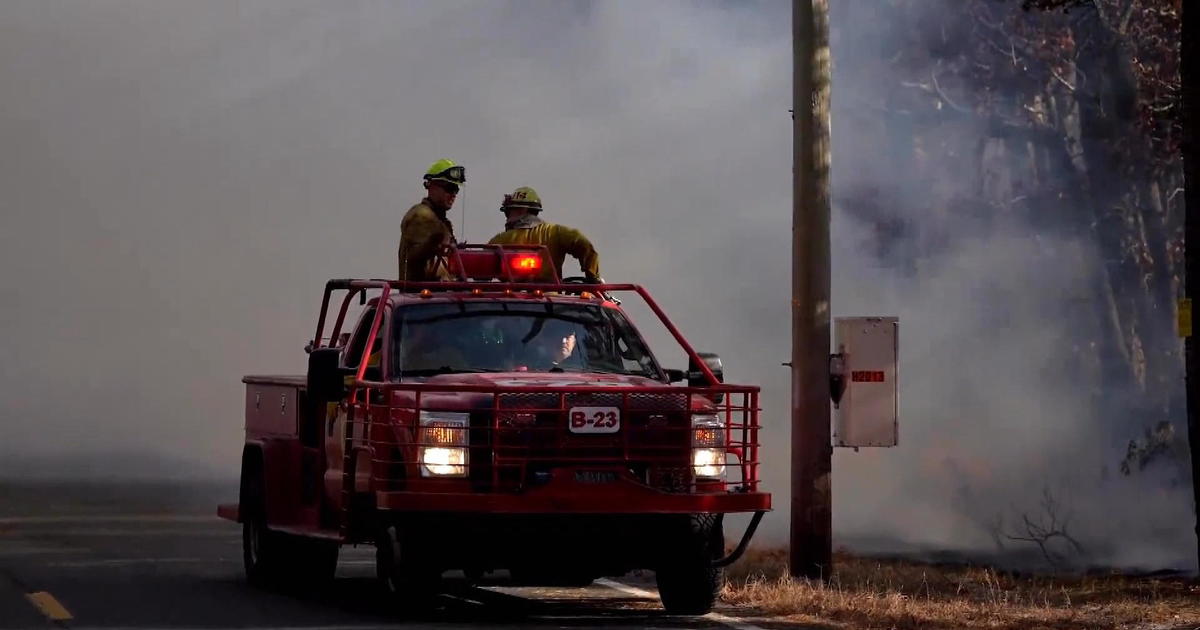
[398,159,466,282]
[488,186,601,283]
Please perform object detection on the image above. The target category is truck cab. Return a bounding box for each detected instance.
[220,245,769,614]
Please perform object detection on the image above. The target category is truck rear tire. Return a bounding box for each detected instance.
[242,475,288,587]
[655,514,724,615]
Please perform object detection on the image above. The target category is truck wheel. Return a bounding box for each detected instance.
[375,524,439,605]
[242,476,287,587]
[655,514,724,615]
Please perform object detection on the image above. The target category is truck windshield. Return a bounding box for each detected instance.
[391,301,662,379]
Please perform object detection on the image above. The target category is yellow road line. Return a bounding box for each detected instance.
[25,591,73,621]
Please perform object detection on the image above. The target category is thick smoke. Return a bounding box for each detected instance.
[822,0,1193,571]
[0,1,1189,570]
[0,0,792,475]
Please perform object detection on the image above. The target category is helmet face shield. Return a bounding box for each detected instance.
[426,165,465,186]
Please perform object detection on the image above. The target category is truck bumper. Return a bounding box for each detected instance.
[375,472,770,514]
[216,503,239,522]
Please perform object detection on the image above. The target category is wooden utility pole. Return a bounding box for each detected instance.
[1182,0,1200,573]
[790,0,833,580]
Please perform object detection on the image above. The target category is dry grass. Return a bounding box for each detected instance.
[721,548,1200,630]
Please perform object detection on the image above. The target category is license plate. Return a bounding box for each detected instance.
[568,406,620,434]
[574,470,617,484]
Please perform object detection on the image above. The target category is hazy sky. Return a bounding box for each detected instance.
[0,0,788,459]
[0,0,1191,570]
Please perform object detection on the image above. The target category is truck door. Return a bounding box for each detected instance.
[323,305,386,517]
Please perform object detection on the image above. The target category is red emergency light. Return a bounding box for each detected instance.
[446,245,556,282]
[509,254,542,273]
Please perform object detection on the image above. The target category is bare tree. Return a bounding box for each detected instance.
[1005,487,1086,569]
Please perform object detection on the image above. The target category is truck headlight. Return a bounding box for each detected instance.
[691,413,726,480]
[419,411,468,477]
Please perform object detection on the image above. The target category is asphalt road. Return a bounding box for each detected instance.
[0,481,768,630]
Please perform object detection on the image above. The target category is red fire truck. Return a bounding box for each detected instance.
[218,245,769,614]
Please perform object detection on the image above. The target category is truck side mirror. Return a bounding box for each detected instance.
[687,352,723,386]
[308,347,346,402]
[688,352,724,404]
[665,368,687,383]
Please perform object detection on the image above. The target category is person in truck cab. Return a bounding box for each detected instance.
[477,314,580,372]
[488,187,602,283]
[390,302,656,377]
[516,319,579,371]
[398,159,465,283]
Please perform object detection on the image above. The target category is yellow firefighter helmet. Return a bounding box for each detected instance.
[501,186,543,212]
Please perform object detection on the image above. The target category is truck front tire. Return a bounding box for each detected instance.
[376,523,440,606]
[654,513,724,615]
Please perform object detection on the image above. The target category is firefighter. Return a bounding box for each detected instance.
[398,159,466,282]
[490,316,577,372]
[488,186,601,283]
[537,327,578,370]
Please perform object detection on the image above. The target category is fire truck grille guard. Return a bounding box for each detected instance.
[351,385,761,496]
